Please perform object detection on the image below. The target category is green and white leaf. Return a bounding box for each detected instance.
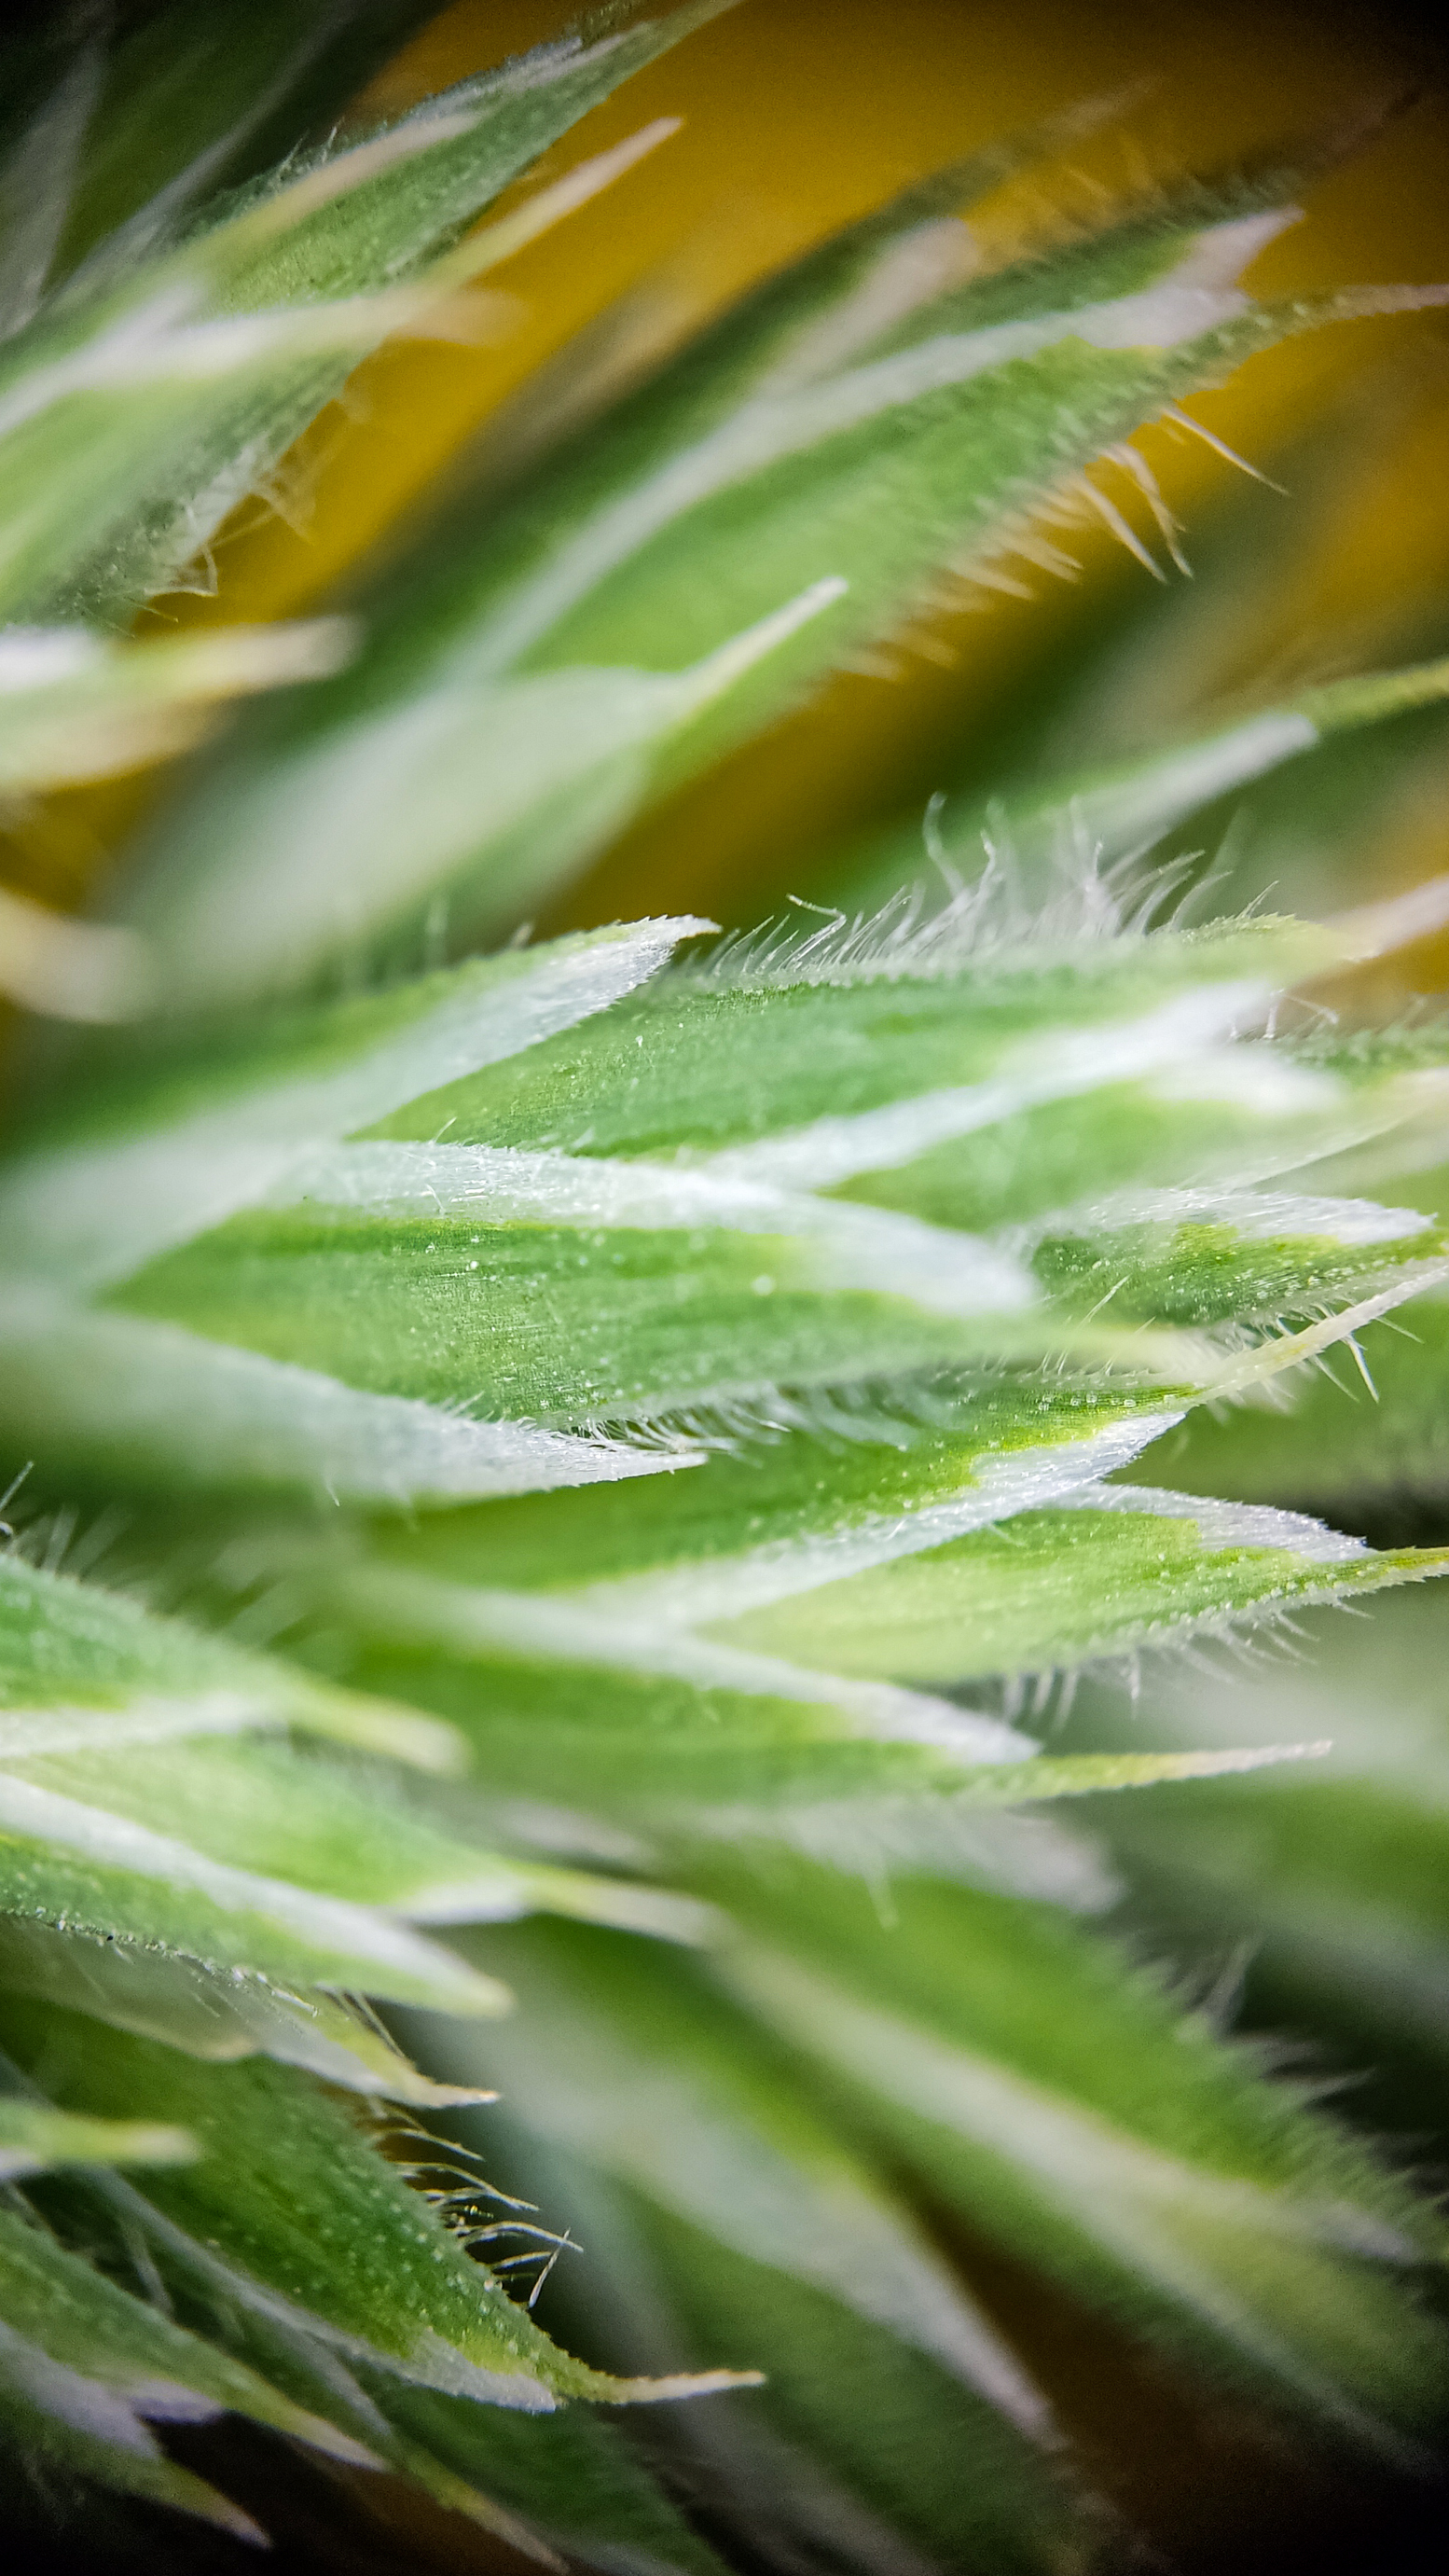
[435,1921,1081,2576]
[0,1915,492,2106]
[4,12,1449,2560]
[1,1545,462,1768]
[0,2003,753,2417]
[1061,1575,1449,2076]
[0,2099,194,2181]
[840,655,1449,923]
[0,2,726,627]
[706,1866,1449,2458]
[101,150,1446,1004]
[0,1552,718,2007]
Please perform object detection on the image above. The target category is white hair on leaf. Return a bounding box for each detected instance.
[0,1293,690,1504]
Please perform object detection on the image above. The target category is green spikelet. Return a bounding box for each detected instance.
[3,6,1449,2567]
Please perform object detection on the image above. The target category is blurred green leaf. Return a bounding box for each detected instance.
[0,3,724,624]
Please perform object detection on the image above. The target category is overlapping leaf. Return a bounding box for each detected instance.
[0,2004,752,2561]
[0,919,711,1497]
[0,1547,716,2011]
[432,1922,1079,2576]
[0,2191,381,2548]
[5,901,1446,1863]
[837,656,1449,927]
[4,9,1449,2562]
[0,2006,752,2494]
[6,798,1449,2559]
[1059,1572,1449,2089]
[705,1867,1449,2456]
[437,1886,1449,2569]
[6,877,1444,2547]
[1,1541,458,1766]
[0,1914,491,2106]
[97,123,1448,1006]
[0,2,725,628]
[0,617,354,1019]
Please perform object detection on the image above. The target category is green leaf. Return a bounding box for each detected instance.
[102,136,1448,1004]
[232,1392,1434,1859]
[0,2203,377,2461]
[0,2100,194,2181]
[0,4,725,625]
[0,2004,755,2415]
[0,1916,492,2105]
[0,1775,508,2015]
[355,913,1355,1164]
[111,1184,1439,1430]
[1142,1280,1449,1529]
[0,1547,462,1770]
[439,1920,1050,2428]
[0,2136,392,2545]
[1,1728,712,1932]
[711,1487,1447,1682]
[0,2061,723,2561]
[0,921,712,1500]
[0,1296,684,1503]
[704,1865,1449,2458]
[5,921,708,1280]
[100,1198,1035,1423]
[0,2334,269,2547]
[1,3,445,299]
[425,1920,1080,2576]
[839,656,1449,923]
[571,2175,1067,2576]
[347,2377,734,2575]
[830,1019,1449,1236]
[0,1558,716,2013]
[14,912,1443,1511]
[1060,1579,1449,2083]
[0,619,353,802]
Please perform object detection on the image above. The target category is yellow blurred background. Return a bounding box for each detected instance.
[6,0,1449,956]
